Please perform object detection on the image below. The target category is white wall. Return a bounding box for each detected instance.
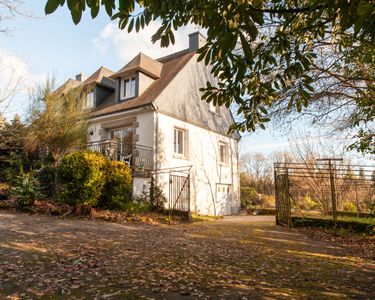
[133,177,151,198]
[153,52,240,216]
[155,53,236,138]
[87,110,154,145]
[138,72,155,96]
[156,113,240,216]
[87,123,102,143]
[135,111,154,147]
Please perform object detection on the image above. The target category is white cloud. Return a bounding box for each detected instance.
[92,21,200,65]
[0,49,46,118]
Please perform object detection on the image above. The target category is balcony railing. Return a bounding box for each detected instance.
[86,140,153,170]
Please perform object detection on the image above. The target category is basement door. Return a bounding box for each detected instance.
[216,184,232,216]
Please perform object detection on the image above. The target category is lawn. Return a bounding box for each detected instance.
[292,213,375,225]
[337,215,375,225]
[0,212,374,299]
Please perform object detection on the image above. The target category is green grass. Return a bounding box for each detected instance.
[191,214,223,222]
[294,214,375,225]
[291,215,375,235]
[292,211,375,225]
[336,215,375,225]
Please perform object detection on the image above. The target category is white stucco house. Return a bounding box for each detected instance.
[60,32,240,216]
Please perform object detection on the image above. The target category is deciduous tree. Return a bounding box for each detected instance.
[25,79,90,164]
[0,1,31,33]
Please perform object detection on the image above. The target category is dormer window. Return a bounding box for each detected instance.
[123,76,136,99]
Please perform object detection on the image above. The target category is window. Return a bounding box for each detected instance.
[123,77,136,99]
[174,128,185,155]
[86,92,94,108]
[219,142,228,164]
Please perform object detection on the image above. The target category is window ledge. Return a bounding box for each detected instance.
[173,153,189,160]
[120,95,137,101]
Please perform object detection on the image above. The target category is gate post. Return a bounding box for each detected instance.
[274,164,280,225]
[168,173,172,222]
[150,174,155,205]
[285,167,291,227]
[328,160,337,221]
[187,173,191,221]
[274,164,292,227]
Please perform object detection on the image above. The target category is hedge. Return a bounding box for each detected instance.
[291,217,375,235]
[57,151,106,206]
[99,160,132,210]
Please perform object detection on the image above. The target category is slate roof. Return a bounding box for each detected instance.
[92,51,195,117]
[81,67,115,89]
[110,53,163,80]
[54,79,81,94]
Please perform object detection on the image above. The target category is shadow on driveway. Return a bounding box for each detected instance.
[0,211,374,299]
[218,215,275,223]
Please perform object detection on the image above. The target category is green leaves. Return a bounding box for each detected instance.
[128,18,134,33]
[357,0,374,16]
[87,0,100,18]
[45,0,65,14]
[70,4,83,24]
[103,0,115,17]
[240,32,252,59]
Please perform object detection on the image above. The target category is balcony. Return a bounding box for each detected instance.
[86,140,153,170]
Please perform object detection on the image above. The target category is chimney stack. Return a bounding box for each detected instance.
[189,31,206,52]
[75,72,87,82]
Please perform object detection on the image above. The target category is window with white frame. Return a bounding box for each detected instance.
[123,76,136,99]
[85,92,94,109]
[174,128,186,156]
[219,142,228,164]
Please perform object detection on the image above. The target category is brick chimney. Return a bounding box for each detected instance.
[189,31,206,52]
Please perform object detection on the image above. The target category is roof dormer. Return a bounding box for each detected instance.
[111,53,162,102]
[80,66,115,108]
[81,66,115,89]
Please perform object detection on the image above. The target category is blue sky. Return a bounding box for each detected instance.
[0,2,371,162]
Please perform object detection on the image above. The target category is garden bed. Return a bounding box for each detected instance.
[291,216,375,235]
[329,211,375,218]
[0,198,189,225]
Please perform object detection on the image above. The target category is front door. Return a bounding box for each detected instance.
[216,184,231,215]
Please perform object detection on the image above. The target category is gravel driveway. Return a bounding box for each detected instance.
[0,211,374,299]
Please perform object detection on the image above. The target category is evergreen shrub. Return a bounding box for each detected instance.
[37,165,56,198]
[99,160,132,210]
[57,151,106,206]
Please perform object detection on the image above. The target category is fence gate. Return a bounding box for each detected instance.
[275,172,291,226]
[169,172,190,216]
[274,161,375,227]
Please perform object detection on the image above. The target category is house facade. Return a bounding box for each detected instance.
[64,32,240,216]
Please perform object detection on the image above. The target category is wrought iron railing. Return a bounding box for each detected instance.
[86,140,153,170]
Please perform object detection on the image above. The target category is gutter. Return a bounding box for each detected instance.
[151,101,159,185]
[89,104,153,122]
